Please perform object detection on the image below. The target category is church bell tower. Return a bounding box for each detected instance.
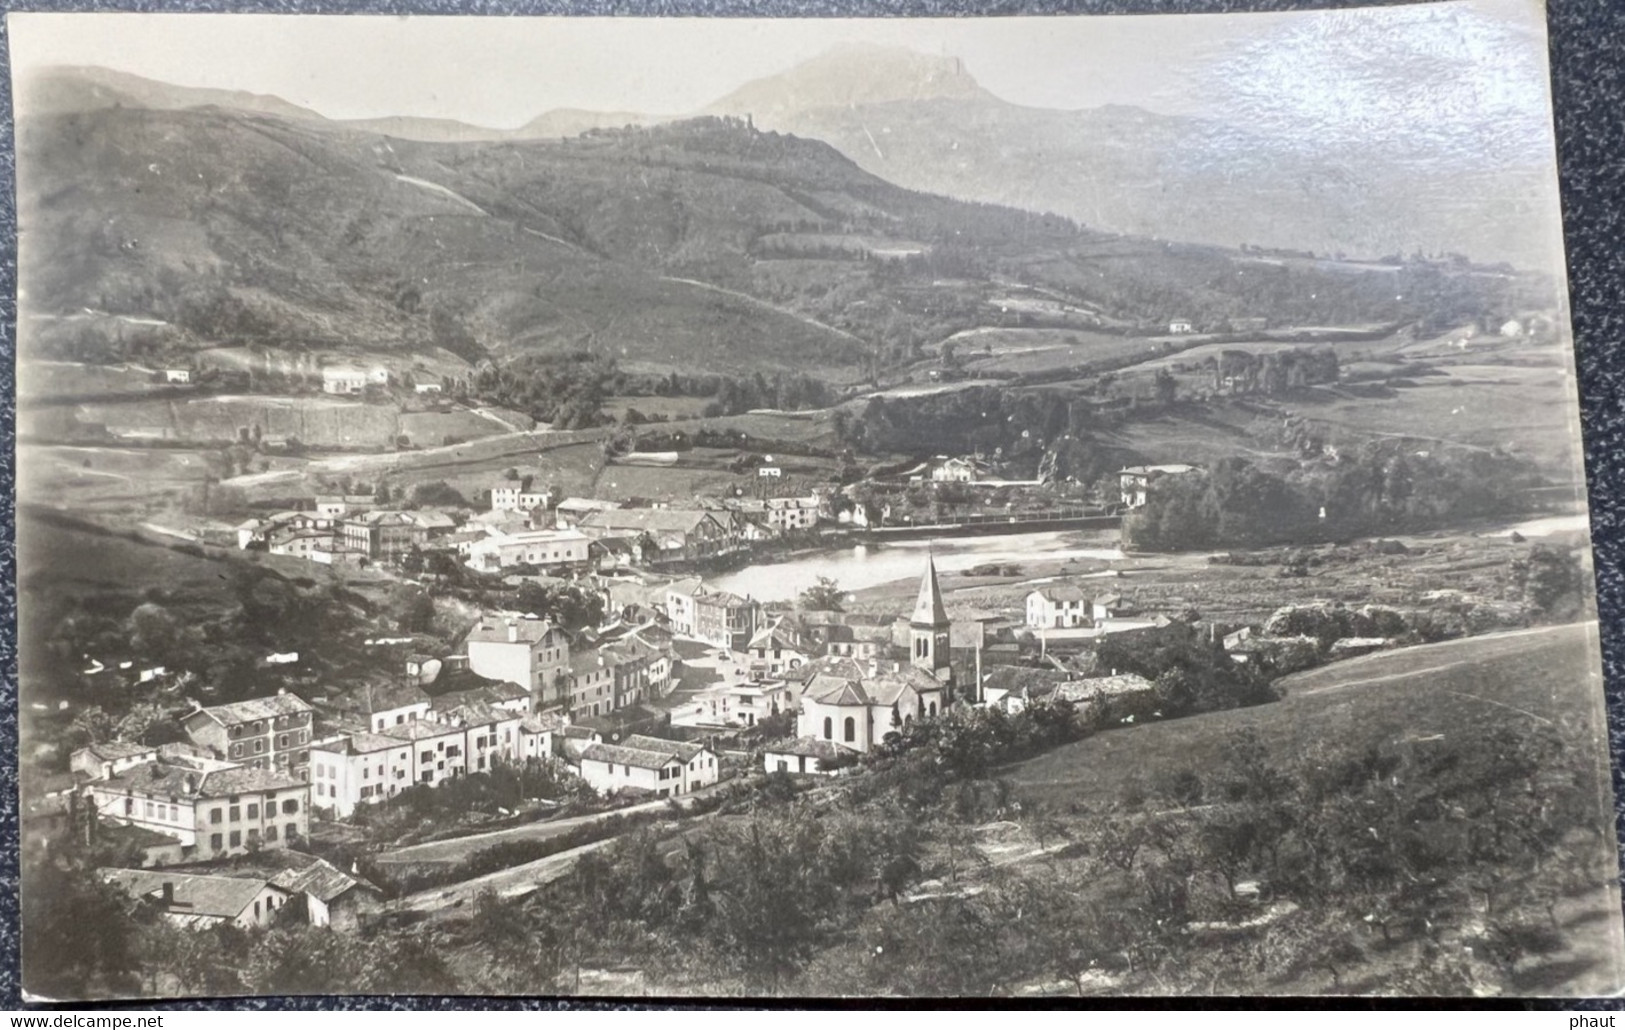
[910,552,952,682]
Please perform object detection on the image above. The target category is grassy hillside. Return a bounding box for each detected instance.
[1009,623,1606,809]
[20,72,1546,387]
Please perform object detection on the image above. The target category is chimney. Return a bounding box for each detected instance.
[161,881,175,907]
[508,622,518,643]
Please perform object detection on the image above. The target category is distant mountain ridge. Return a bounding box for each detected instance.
[17,48,1556,268]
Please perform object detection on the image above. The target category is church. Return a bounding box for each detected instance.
[792,554,958,755]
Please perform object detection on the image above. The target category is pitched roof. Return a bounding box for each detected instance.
[579,742,681,771]
[74,740,155,763]
[316,731,410,756]
[1031,585,1089,604]
[764,736,854,761]
[911,555,950,628]
[465,615,561,646]
[747,620,801,652]
[191,693,313,726]
[380,720,463,742]
[521,711,566,734]
[101,760,305,800]
[267,857,382,903]
[622,734,709,763]
[804,675,871,707]
[100,869,283,920]
[579,508,718,535]
[345,681,432,716]
[429,679,529,712]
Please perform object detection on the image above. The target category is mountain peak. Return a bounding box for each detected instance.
[706,44,987,120]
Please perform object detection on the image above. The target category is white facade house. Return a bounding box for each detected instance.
[765,494,820,531]
[1026,586,1091,629]
[84,760,311,857]
[664,578,704,637]
[1168,318,1195,334]
[464,615,572,710]
[309,704,526,818]
[931,457,978,483]
[321,367,372,395]
[746,620,809,680]
[577,735,718,798]
[163,369,193,384]
[1119,464,1200,509]
[491,484,551,514]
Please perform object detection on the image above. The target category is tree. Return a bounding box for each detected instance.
[798,576,845,613]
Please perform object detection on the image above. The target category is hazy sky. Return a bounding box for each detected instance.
[9,0,1553,142]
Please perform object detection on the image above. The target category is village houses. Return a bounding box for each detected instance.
[83,757,311,858]
[1119,464,1201,509]
[182,693,315,779]
[1026,585,1090,629]
[101,869,294,930]
[577,734,719,799]
[464,614,572,711]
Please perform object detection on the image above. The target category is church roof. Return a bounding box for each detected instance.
[910,554,949,628]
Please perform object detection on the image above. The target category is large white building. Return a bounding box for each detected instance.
[467,528,592,572]
[309,702,526,818]
[83,758,312,858]
[576,735,718,798]
[464,615,572,710]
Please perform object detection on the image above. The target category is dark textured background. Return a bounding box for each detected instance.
[0,0,1620,1009]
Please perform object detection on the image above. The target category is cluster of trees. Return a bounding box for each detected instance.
[469,352,621,428]
[513,581,606,635]
[1126,443,1540,551]
[1093,621,1278,717]
[1203,346,1339,395]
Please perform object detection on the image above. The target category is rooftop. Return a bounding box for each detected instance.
[580,742,682,771]
[190,693,313,726]
[465,615,561,646]
[100,869,283,920]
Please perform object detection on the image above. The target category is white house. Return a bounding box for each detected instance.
[321,367,372,395]
[763,737,853,776]
[765,494,820,532]
[491,483,551,514]
[1092,593,1135,623]
[1119,464,1200,509]
[746,619,809,680]
[163,369,192,384]
[1026,586,1091,629]
[577,736,718,798]
[663,577,705,637]
[414,381,444,394]
[930,457,978,483]
[84,760,311,857]
[1168,318,1195,334]
[464,615,572,710]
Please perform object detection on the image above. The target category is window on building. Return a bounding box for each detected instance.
[228,806,240,822]
[211,833,223,851]
[210,808,223,824]
[254,740,265,754]
[844,717,856,743]
[278,734,288,748]
[229,831,241,848]
[286,823,298,840]
[823,717,833,740]
[246,803,259,820]
[282,799,299,815]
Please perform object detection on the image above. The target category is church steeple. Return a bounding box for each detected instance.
[910,552,951,680]
[911,552,949,629]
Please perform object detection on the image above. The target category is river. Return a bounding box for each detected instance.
[709,529,1124,603]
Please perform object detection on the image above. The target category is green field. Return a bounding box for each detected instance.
[1009,623,1606,812]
